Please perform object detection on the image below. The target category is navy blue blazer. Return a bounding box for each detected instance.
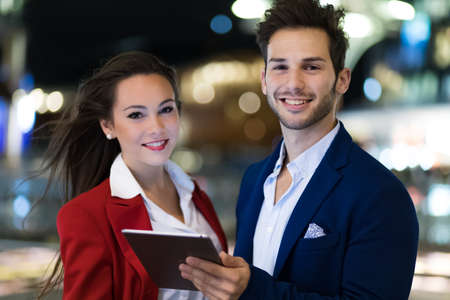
[234,124,418,299]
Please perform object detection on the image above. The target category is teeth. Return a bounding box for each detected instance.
[285,99,308,105]
[145,141,165,147]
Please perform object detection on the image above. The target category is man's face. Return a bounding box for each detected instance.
[262,27,350,132]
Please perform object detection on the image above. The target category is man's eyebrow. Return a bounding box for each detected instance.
[302,57,327,63]
[268,57,327,64]
[268,58,286,63]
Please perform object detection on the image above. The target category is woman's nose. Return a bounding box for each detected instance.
[146,116,164,134]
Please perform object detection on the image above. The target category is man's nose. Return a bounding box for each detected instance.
[287,69,305,90]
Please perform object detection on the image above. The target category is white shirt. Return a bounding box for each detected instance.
[110,154,222,300]
[253,123,340,275]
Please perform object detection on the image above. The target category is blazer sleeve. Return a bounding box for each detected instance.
[239,180,419,300]
[57,202,114,300]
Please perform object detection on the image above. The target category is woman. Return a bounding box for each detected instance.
[38,51,227,299]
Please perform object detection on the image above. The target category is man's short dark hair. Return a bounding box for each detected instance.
[256,0,349,75]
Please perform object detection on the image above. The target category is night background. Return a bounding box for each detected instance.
[0,0,449,298]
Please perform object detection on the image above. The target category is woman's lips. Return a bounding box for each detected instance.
[142,139,169,151]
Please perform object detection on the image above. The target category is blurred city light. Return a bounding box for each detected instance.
[13,195,31,218]
[18,73,34,92]
[172,149,203,173]
[387,0,415,20]
[425,120,450,157]
[427,184,450,217]
[0,98,7,153]
[29,88,45,111]
[434,27,450,69]
[36,92,49,114]
[363,77,382,102]
[46,91,64,112]
[390,144,410,171]
[401,12,431,47]
[193,83,215,104]
[238,91,261,114]
[428,223,450,245]
[0,0,14,14]
[378,148,393,170]
[231,0,270,19]
[319,0,340,6]
[210,14,232,34]
[418,147,435,171]
[343,13,373,38]
[15,91,35,133]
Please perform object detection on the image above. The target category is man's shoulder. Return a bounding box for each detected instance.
[344,142,408,193]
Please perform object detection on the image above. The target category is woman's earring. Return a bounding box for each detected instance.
[106,133,112,140]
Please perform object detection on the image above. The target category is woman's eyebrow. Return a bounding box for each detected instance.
[123,105,147,111]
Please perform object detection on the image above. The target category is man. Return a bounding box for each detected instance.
[180,0,419,299]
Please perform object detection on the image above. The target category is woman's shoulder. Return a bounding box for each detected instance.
[59,178,111,217]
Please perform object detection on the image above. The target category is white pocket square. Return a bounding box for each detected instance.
[304,223,326,239]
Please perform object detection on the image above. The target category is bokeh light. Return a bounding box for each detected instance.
[238,92,261,114]
[210,14,232,34]
[363,78,382,102]
[46,91,64,112]
[193,83,215,104]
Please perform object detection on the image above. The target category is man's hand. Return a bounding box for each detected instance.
[179,251,250,300]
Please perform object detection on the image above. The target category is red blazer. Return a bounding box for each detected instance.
[57,178,228,300]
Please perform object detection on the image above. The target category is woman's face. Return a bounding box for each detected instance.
[100,74,179,172]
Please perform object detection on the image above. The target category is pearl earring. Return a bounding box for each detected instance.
[106,133,112,140]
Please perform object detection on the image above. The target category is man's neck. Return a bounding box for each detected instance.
[281,118,337,163]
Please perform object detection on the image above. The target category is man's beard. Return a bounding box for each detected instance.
[268,84,336,130]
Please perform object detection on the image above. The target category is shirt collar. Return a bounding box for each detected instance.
[109,154,194,200]
[273,122,340,177]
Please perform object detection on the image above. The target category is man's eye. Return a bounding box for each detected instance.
[160,106,174,114]
[273,65,288,70]
[305,65,320,71]
[127,112,143,119]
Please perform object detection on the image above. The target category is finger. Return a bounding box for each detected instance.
[184,263,236,297]
[186,256,245,283]
[185,256,224,275]
[192,276,230,300]
[220,252,246,268]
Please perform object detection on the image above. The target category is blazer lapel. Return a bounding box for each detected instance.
[192,182,228,253]
[238,142,282,262]
[105,193,157,292]
[273,124,353,277]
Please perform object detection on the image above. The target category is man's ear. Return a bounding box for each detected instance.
[99,119,114,138]
[261,67,267,95]
[335,68,351,95]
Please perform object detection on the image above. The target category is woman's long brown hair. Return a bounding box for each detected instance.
[36,51,180,299]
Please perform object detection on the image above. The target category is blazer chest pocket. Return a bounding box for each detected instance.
[297,232,340,251]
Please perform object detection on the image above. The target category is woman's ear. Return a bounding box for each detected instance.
[99,119,114,139]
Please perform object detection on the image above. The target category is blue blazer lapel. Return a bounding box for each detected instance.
[273,124,353,277]
[237,142,282,263]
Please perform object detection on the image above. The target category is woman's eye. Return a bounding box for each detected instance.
[127,112,143,119]
[160,106,174,114]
